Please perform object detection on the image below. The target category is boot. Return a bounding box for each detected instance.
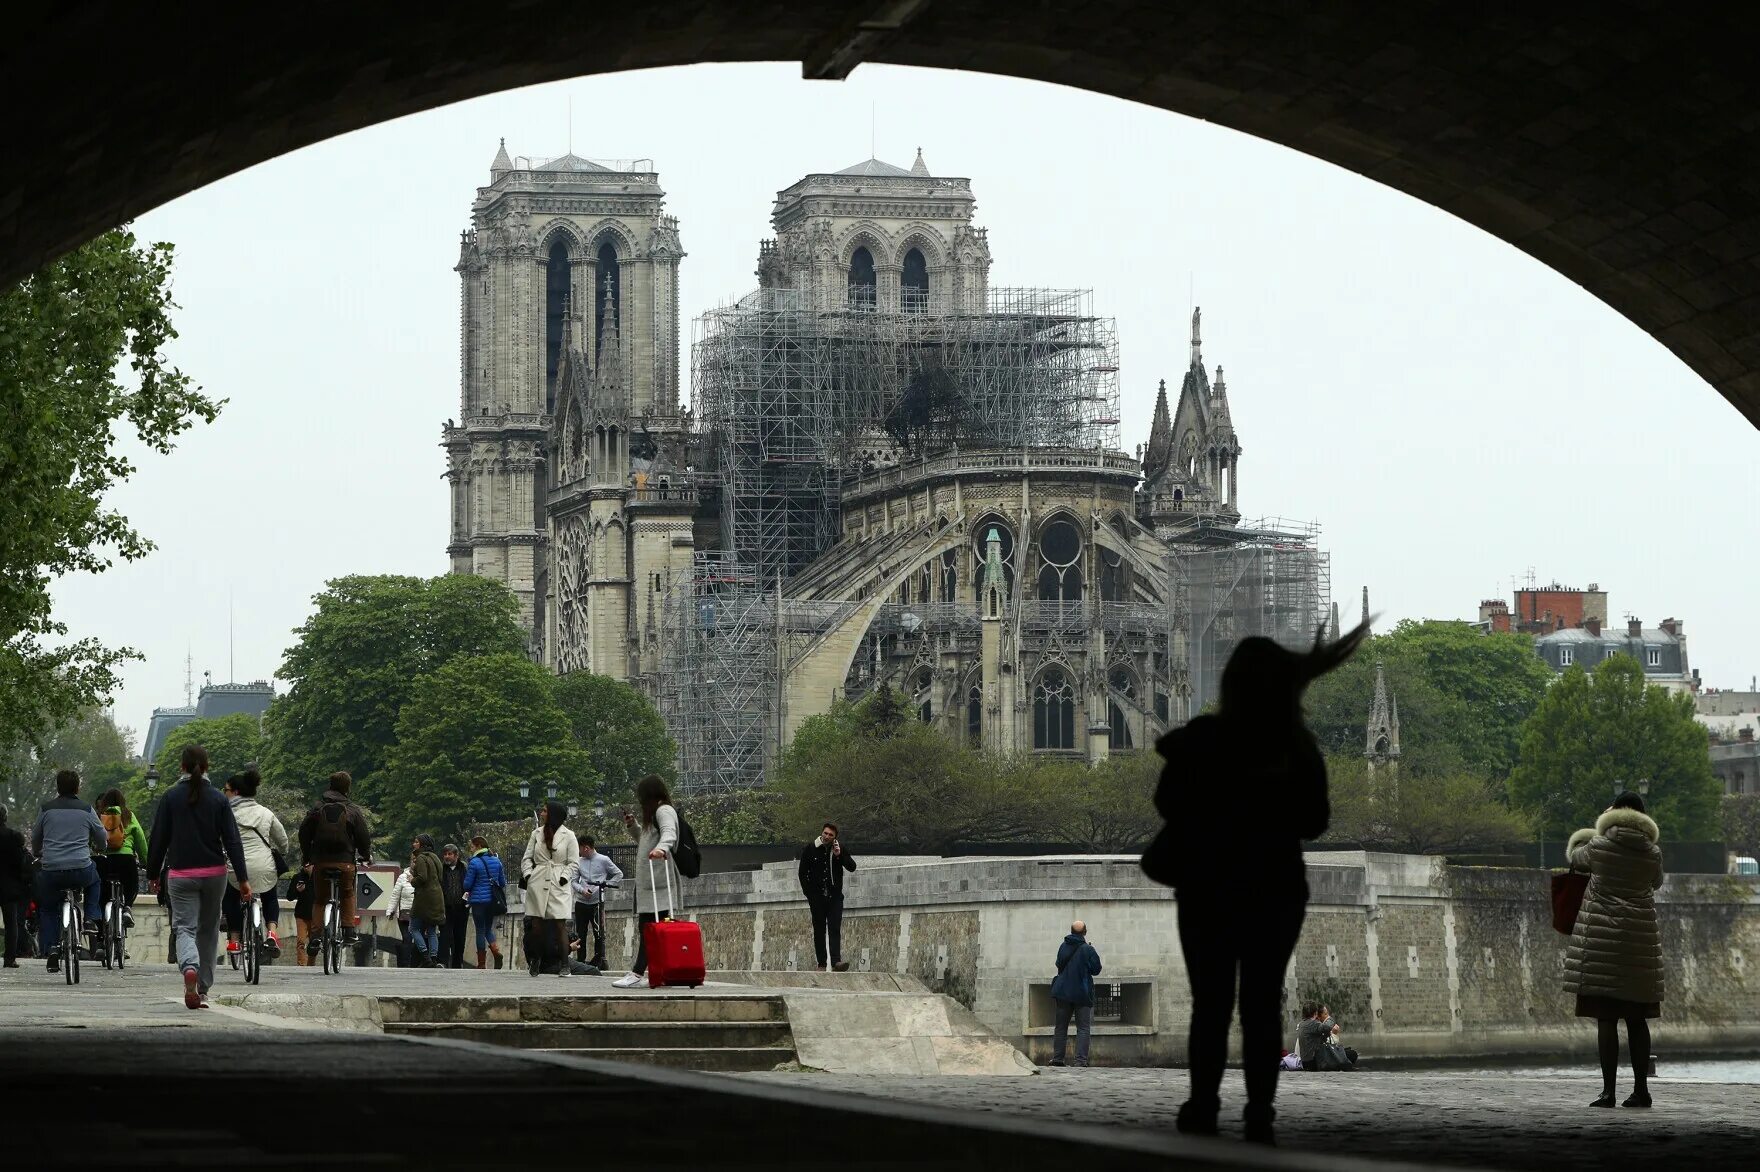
[475,950,486,970]
[490,943,504,970]
[1242,1103,1276,1146]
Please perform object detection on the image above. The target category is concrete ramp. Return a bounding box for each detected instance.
[779,988,1036,1076]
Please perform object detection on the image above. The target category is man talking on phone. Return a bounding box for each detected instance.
[798,821,856,972]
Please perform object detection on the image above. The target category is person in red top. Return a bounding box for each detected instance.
[145,745,250,1009]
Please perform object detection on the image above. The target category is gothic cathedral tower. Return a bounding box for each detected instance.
[442,143,684,646]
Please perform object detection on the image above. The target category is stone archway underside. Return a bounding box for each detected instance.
[7,4,1760,426]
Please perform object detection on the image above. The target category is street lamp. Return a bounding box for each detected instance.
[1612,778,1653,798]
[518,780,531,801]
[593,794,606,820]
[545,781,559,801]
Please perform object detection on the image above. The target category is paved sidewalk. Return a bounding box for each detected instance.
[738,1068,1760,1170]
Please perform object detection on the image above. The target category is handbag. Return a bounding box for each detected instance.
[245,825,287,877]
[1550,868,1589,935]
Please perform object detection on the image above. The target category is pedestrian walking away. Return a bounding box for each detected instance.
[287,865,316,966]
[612,774,679,988]
[1142,619,1369,1146]
[297,772,372,958]
[521,801,579,978]
[1565,791,1665,1109]
[0,807,32,967]
[439,843,470,968]
[1049,920,1103,1068]
[571,835,622,970]
[31,770,107,973]
[462,836,507,969]
[145,746,251,1009]
[221,769,289,961]
[408,834,444,967]
[94,787,148,928]
[798,821,856,972]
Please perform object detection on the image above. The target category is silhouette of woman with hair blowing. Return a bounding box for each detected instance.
[1143,621,1369,1146]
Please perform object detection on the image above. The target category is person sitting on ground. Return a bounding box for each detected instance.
[31,770,107,973]
[297,772,372,956]
[1296,1002,1358,1071]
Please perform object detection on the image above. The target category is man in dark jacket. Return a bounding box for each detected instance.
[296,772,372,955]
[1050,920,1103,1067]
[438,844,470,969]
[0,807,32,967]
[408,834,444,967]
[1296,1002,1358,1071]
[798,822,856,972]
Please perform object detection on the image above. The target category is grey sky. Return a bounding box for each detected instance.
[48,63,1758,746]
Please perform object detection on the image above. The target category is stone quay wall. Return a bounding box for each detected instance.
[594,852,1760,1065]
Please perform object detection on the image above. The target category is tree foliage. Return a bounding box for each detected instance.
[1040,753,1162,852]
[1326,755,1531,854]
[0,707,133,817]
[264,573,525,792]
[377,653,595,846]
[0,230,220,754]
[550,671,677,799]
[154,712,267,786]
[1508,658,1720,840]
[1722,794,1760,858]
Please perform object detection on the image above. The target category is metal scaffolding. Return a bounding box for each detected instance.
[1183,518,1332,715]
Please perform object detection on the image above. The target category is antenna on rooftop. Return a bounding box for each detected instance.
[568,95,573,155]
[870,101,876,160]
[183,647,194,707]
[229,588,235,684]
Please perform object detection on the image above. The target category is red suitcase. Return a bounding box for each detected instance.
[643,859,704,989]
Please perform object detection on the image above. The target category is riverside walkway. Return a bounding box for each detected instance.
[1,963,1751,1170]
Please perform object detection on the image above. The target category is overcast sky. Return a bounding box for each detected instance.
[50,63,1759,747]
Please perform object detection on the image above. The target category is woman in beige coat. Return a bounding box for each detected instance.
[1563,790,1664,1108]
[520,800,579,978]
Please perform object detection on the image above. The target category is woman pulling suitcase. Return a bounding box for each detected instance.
[611,775,701,989]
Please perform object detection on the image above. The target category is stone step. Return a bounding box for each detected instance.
[385,1019,795,1051]
[379,994,788,1025]
[531,1045,799,1072]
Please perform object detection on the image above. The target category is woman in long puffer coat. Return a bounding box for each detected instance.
[521,801,579,978]
[1563,790,1664,1109]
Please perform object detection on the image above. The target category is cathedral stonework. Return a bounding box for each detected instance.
[446,146,1326,792]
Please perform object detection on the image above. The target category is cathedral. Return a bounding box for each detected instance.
[443,144,1324,792]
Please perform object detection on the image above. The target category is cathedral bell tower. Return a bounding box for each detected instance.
[1366,659,1401,793]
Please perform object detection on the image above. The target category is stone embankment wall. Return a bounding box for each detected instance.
[594,852,1760,1064]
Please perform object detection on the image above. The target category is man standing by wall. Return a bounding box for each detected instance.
[1050,920,1103,1068]
[798,821,856,973]
[571,835,622,970]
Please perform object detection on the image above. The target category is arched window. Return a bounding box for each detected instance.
[1098,547,1128,602]
[1108,667,1136,751]
[967,681,982,745]
[595,240,620,358]
[544,239,571,413]
[1033,668,1075,750]
[940,548,958,603]
[901,246,928,312]
[1035,518,1084,602]
[971,517,1015,603]
[848,246,876,309]
[913,667,934,723]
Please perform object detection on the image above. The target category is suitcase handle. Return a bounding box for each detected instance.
[646,855,677,919]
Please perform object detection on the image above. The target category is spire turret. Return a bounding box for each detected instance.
[491,137,512,181]
[911,147,930,176]
[1366,659,1402,769]
[1209,364,1235,438]
[1143,378,1172,481]
[594,269,625,410]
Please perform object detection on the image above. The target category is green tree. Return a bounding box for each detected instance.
[550,672,677,803]
[1043,753,1162,851]
[1719,794,1760,857]
[154,712,267,785]
[263,573,525,794]
[1327,755,1531,853]
[0,230,220,754]
[0,707,133,816]
[377,653,595,846]
[1508,658,1720,840]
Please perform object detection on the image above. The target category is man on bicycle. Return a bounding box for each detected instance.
[30,771,105,974]
[296,771,371,957]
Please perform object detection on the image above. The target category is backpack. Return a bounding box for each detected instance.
[310,800,354,855]
[673,812,702,880]
[100,811,126,852]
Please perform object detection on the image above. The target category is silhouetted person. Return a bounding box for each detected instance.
[1565,790,1664,1109]
[1144,622,1368,1145]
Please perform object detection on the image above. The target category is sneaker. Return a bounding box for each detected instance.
[46,957,59,974]
[1048,1059,1066,1067]
[527,951,542,977]
[226,939,240,955]
[183,969,201,1010]
[122,910,134,929]
[611,973,644,989]
[305,937,321,958]
[340,928,359,946]
[264,933,282,959]
[832,961,850,973]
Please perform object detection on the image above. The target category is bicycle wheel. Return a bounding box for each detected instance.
[245,902,261,985]
[114,901,126,970]
[66,903,80,985]
[321,905,334,975]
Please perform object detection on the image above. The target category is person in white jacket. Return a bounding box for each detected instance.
[385,864,415,967]
[521,800,579,978]
[612,774,679,989]
[222,769,291,958]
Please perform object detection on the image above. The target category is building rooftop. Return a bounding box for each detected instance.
[834,157,916,177]
[1535,626,1679,645]
[535,152,612,173]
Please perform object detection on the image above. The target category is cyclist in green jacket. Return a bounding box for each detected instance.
[96,788,148,927]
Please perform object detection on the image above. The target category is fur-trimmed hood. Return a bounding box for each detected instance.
[1595,806,1660,843]
[1566,827,1597,855]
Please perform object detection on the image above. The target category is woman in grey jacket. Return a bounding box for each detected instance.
[1563,790,1664,1108]
[611,774,679,989]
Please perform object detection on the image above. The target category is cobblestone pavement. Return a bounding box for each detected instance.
[737,1068,1760,1170]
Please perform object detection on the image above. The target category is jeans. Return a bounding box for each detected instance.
[574,900,606,965]
[1177,891,1306,1112]
[1053,1000,1094,1066]
[409,915,439,961]
[470,903,499,951]
[222,884,281,936]
[168,874,227,993]
[35,863,101,955]
[808,891,844,967]
[443,905,468,967]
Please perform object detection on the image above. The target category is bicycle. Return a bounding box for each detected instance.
[317,865,353,975]
[59,888,83,985]
[99,878,126,970]
[239,891,266,985]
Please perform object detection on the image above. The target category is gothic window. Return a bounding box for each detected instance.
[1155,691,1170,722]
[1035,518,1084,602]
[848,247,876,310]
[902,247,929,312]
[1098,547,1128,602]
[1107,667,1136,751]
[913,667,934,723]
[544,240,571,414]
[595,241,620,358]
[967,682,983,745]
[1033,668,1076,750]
[940,549,958,603]
[1109,702,1133,750]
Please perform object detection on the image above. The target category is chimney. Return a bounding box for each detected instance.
[1628,617,1642,638]
[1741,726,1755,744]
[1660,617,1680,637]
[1585,617,1601,637]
